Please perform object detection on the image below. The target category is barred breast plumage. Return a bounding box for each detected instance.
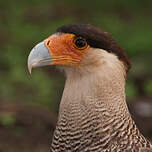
[50,68,152,152]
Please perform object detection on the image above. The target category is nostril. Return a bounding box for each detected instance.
[46,40,51,46]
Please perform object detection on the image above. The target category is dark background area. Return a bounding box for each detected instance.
[0,0,152,151]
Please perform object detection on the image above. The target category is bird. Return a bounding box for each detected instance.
[27,24,152,152]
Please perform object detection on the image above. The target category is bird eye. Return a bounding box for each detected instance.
[73,37,88,50]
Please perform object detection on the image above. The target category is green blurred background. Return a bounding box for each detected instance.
[0,0,152,151]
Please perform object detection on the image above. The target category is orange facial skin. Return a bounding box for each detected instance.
[44,33,90,66]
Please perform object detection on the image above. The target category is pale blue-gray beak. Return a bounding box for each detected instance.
[28,41,52,74]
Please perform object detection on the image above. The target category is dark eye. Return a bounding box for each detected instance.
[74,37,88,49]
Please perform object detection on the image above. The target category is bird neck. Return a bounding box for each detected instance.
[52,62,152,151]
[61,48,128,115]
[61,65,129,119]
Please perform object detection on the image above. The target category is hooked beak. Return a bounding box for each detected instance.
[28,41,52,74]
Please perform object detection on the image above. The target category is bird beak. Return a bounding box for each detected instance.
[28,41,52,74]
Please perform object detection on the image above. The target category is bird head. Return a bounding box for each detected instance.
[28,24,131,76]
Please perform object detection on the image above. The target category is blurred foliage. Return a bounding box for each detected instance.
[0,112,16,127]
[145,80,152,96]
[0,0,152,110]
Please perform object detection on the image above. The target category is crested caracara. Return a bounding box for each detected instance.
[28,24,152,152]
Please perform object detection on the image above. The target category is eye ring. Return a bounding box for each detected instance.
[73,37,88,50]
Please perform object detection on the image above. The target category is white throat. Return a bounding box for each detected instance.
[60,48,128,116]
